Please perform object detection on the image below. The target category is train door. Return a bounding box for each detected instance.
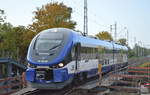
[98,46,105,65]
[97,46,105,73]
[74,43,81,73]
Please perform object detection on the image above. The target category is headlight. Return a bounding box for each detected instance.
[58,63,64,67]
[28,63,36,68]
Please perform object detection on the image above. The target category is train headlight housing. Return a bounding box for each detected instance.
[28,63,36,68]
[58,63,64,67]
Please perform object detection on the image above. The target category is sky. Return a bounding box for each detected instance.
[0,0,150,48]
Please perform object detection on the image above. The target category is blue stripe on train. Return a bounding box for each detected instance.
[26,64,113,84]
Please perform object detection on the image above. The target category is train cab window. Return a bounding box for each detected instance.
[35,33,63,51]
[36,39,61,51]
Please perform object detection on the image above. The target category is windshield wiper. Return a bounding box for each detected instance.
[49,44,61,50]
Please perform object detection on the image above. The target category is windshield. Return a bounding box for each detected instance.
[35,39,62,51]
[35,33,63,51]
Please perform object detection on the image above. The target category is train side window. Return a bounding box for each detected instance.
[80,47,86,60]
[80,46,99,60]
[98,47,105,53]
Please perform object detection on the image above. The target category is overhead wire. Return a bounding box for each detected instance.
[52,0,114,36]
[65,0,110,32]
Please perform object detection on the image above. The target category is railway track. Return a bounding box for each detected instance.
[21,89,40,95]
[19,65,129,95]
[20,86,78,95]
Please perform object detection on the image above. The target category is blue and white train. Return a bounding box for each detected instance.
[26,28,128,89]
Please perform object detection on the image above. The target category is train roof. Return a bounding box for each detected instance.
[39,28,128,51]
[70,30,128,51]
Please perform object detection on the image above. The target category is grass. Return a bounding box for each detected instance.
[139,62,150,67]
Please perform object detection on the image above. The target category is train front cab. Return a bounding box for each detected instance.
[25,29,78,89]
[25,51,75,89]
[25,43,81,89]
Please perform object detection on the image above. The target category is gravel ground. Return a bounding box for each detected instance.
[104,91,139,95]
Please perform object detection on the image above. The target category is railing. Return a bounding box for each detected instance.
[0,76,26,95]
[128,67,150,70]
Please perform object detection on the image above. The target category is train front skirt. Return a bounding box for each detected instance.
[26,68,73,89]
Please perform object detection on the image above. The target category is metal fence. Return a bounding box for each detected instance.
[0,76,26,95]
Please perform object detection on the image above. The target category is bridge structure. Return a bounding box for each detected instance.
[0,58,27,95]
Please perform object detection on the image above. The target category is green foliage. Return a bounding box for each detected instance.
[0,23,35,63]
[139,62,150,67]
[29,2,76,33]
[128,47,136,58]
[117,38,127,46]
[0,23,15,57]
[96,31,113,41]
[0,9,6,23]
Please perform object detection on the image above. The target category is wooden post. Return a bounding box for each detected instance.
[98,63,102,86]
[21,72,27,88]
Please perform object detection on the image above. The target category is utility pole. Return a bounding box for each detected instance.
[138,41,143,56]
[83,0,88,36]
[126,28,129,45]
[134,37,137,56]
[114,22,117,41]
[134,37,136,46]
[110,22,117,41]
[110,25,112,36]
[124,27,129,45]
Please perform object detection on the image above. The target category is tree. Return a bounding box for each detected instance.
[0,9,6,23]
[96,31,113,41]
[10,26,35,63]
[0,24,35,63]
[0,23,15,57]
[128,47,136,58]
[0,9,35,63]
[117,38,127,46]
[29,2,76,33]
[21,29,35,63]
